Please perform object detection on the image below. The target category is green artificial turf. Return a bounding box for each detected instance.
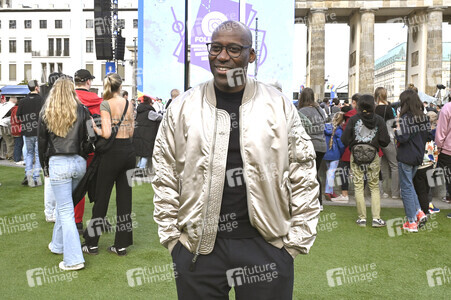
[0,166,450,299]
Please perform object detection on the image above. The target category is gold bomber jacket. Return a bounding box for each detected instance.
[152,77,320,259]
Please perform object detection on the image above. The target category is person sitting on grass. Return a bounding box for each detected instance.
[341,95,390,228]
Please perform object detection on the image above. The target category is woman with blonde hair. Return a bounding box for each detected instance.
[374,87,400,199]
[38,77,91,271]
[83,73,135,256]
[323,112,346,201]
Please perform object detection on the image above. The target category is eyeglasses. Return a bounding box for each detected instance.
[206,43,251,58]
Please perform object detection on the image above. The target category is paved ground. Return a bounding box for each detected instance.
[1,158,449,210]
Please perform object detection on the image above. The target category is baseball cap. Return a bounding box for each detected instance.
[74,69,95,82]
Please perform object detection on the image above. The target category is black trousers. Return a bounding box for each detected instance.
[337,160,350,191]
[413,165,432,214]
[84,139,135,248]
[172,237,294,300]
[437,153,451,197]
[316,151,325,204]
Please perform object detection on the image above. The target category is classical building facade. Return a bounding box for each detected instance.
[296,0,451,100]
[0,0,137,96]
[375,42,451,102]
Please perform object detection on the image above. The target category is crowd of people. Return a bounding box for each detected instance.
[0,19,450,300]
[297,85,451,231]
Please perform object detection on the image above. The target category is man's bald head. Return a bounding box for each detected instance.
[212,20,252,45]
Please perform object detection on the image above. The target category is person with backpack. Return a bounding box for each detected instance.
[341,95,390,228]
[395,89,431,232]
[324,112,345,201]
[298,88,327,209]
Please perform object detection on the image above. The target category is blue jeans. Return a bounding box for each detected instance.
[13,136,23,162]
[325,160,339,194]
[48,155,86,266]
[137,157,148,169]
[398,162,421,222]
[44,177,56,219]
[24,136,40,180]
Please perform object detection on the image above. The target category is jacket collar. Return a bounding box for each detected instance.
[204,77,256,107]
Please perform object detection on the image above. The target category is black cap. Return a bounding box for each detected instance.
[74,69,95,82]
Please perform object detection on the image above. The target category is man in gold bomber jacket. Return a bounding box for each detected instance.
[152,21,320,300]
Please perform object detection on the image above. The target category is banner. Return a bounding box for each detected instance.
[139,0,294,97]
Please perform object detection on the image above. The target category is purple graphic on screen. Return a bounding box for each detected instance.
[171,0,267,73]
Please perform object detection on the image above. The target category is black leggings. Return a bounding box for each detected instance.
[316,152,325,205]
[84,139,136,248]
[413,165,432,214]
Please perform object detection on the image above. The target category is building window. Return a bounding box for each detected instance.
[56,38,62,56]
[86,19,93,28]
[49,63,55,73]
[9,64,16,81]
[48,38,54,56]
[24,40,32,53]
[133,19,138,28]
[58,63,63,73]
[24,64,32,81]
[41,63,47,83]
[9,20,16,29]
[9,40,16,53]
[86,63,94,75]
[86,40,93,53]
[24,20,32,29]
[0,20,2,29]
[64,38,69,56]
[55,20,62,29]
[40,20,47,29]
[118,19,125,29]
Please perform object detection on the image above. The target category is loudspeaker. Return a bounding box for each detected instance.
[96,38,113,61]
[115,35,125,61]
[94,0,113,60]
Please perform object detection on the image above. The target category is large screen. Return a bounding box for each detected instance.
[138,0,294,99]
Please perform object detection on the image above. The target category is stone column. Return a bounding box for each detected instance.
[359,9,376,94]
[426,7,443,96]
[307,8,326,101]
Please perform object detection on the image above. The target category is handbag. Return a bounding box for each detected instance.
[95,100,129,154]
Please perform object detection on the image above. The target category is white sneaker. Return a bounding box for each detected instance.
[331,194,349,203]
[15,161,25,165]
[382,193,389,198]
[59,261,84,271]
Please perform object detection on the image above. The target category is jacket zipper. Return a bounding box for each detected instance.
[190,108,219,272]
[238,105,255,226]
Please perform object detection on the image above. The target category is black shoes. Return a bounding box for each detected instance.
[81,244,99,255]
[107,246,127,256]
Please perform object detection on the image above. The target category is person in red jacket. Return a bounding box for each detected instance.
[74,69,103,233]
[9,97,24,162]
